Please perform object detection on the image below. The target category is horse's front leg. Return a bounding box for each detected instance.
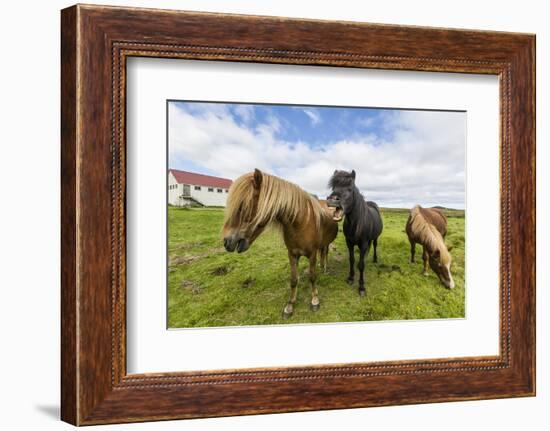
[422,246,429,276]
[318,247,327,273]
[346,239,355,284]
[409,239,416,263]
[358,241,371,297]
[282,252,299,319]
[308,252,320,311]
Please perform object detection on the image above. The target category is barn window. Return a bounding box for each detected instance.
[208,187,214,192]
[217,188,222,193]
[194,186,201,191]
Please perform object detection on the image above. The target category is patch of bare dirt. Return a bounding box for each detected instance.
[174,241,206,251]
[330,253,344,262]
[169,255,199,266]
[181,280,202,294]
[168,247,226,268]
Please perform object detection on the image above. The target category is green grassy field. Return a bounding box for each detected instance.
[168,207,465,328]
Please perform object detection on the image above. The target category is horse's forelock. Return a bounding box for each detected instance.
[224,173,256,226]
[328,170,355,189]
[438,245,452,265]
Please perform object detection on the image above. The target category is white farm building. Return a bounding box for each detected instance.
[168,169,232,207]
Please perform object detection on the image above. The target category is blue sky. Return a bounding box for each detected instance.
[180,102,393,144]
[169,101,466,208]
[173,101,396,149]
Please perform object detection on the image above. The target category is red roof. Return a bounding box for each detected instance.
[169,169,232,189]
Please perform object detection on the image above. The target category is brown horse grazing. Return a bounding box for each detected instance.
[222,169,338,318]
[405,205,455,289]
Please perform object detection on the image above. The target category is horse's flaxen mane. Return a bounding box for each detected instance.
[409,205,451,264]
[224,171,330,230]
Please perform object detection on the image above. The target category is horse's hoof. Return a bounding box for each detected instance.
[282,310,293,319]
[310,303,320,312]
[347,278,354,285]
[358,288,366,297]
[423,272,429,276]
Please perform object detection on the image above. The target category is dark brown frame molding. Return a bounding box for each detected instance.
[61,4,536,425]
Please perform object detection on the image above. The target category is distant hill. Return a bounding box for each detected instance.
[432,205,459,211]
[378,206,465,218]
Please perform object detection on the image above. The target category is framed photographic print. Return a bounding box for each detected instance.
[61,4,535,425]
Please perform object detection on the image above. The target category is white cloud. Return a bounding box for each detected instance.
[232,104,255,124]
[302,108,321,125]
[169,104,465,208]
[357,116,376,128]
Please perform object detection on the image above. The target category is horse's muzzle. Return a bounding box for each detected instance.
[223,236,236,252]
[223,236,250,253]
[326,197,344,221]
[326,197,340,208]
[236,238,249,253]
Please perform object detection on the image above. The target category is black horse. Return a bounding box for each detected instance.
[327,170,383,296]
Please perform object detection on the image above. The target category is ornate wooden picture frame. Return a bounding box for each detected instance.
[61,4,535,425]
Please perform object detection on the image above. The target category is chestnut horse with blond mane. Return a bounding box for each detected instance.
[222,169,338,318]
[406,205,455,289]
